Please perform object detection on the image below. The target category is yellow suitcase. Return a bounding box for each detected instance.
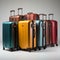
[18,20,36,51]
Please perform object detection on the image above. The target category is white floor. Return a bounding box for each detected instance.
[0,43,60,60]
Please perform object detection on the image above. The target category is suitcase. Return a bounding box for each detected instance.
[18,20,36,51]
[44,20,51,46]
[25,12,39,20]
[35,14,46,50]
[9,8,25,22]
[48,14,58,46]
[42,14,52,47]
[2,21,19,51]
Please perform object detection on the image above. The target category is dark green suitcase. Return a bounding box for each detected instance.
[2,21,19,51]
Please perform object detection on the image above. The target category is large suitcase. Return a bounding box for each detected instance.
[3,21,19,51]
[18,20,36,51]
[35,14,46,50]
[25,12,39,20]
[9,8,25,22]
[48,14,58,46]
[44,20,51,46]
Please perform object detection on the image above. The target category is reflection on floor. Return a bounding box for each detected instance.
[0,43,60,60]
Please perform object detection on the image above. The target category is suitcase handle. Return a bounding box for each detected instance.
[18,8,23,15]
[39,14,47,20]
[10,10,15,16]
[48,13,54,20]
[27,12,33,14]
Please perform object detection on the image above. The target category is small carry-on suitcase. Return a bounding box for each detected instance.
[35,14,46,50]
[48,14,58,46]
[9,8,25,22]
[18,20,36,51]
[3,21,19,51]
[25,12,39,20]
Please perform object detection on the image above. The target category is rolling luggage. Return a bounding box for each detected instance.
[25,12,39,20]
[9,8,25,22]
[44,20,51,46]
[44,16,51,46]
[35,14,46,50]
[48,14,58,46]
[2,21,19,51]
[18,20,36,51]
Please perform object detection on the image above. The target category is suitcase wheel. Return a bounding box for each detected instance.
[56,44,58,46]
[43,46,46,49]
[3,47,5,50]
[38,47,41,50]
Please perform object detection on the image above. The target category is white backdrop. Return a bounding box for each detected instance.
[0,0,60,60]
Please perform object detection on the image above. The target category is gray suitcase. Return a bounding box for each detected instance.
[35,14,46,50]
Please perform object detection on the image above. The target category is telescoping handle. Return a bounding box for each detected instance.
[10,10,15,16]
[27,12,33,14]
[39,14,47,20]
[18,8,23,15]
[48,13,54,20]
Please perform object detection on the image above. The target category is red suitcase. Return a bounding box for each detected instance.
[25,12,39,20]
[48,14,58,46]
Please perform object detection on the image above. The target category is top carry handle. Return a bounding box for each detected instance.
[18,8,23,15]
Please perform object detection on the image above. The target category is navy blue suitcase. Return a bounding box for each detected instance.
[2,21,19,51]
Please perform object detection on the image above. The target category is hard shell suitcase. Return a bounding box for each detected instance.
[3,21,19,51]
[42,14,52,47]
[18,20,36,51]
[44,19,51,46]
[42,20,46,48]
[25,12,39,20]
[35,14,46,50]
[9,8,25,22]
[48,14,58,46]
[44,20,51,46]
[40,14,51,47]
